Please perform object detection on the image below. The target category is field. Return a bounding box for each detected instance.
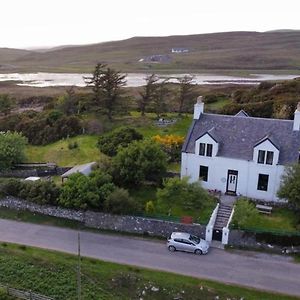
[0,243,298,300]
[1,31,300,73]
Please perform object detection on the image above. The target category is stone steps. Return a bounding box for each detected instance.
[213,204,233,230]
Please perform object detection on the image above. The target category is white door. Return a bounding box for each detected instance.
[227,171,238,193]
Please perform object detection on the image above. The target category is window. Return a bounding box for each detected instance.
[199,165,208,182]
[199,143,205,156]
[206,144,213,157]
[266,151,274,165]
[199,143,213,157]
[258,150,265,164]
[257,150,274,165]
[257,174,269,191]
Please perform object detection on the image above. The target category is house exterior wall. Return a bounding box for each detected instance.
[181,152,285,201]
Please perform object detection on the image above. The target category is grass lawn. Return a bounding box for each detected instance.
[241,208,299,233]
[25,135,101,167]
[24,112,192,167]
[130,186,216,224]
[0,243,298,300]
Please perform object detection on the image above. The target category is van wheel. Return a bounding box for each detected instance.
[195,249,203,255]
[168,246,176,252]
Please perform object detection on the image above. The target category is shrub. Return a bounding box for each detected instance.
[59,170,115,210]
[112,140,167,186]
[231,198,259,229]
[145,201,155,214]
[19,181,60,205]
[104,188,136,215]
[157,177,213,211]
[68,141,79,150]
[98,127,143,156]
[0,178,23,197]
[152,135,184,162]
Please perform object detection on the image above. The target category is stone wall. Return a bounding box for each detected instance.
[0,197,206,238]
[0,167,71,178]
[228,229,300,254]
[85,211,206,238]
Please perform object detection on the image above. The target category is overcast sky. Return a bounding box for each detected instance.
[1,0,300,49]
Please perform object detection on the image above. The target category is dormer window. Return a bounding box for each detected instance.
[257,150,274,165]
[199,143,213,157]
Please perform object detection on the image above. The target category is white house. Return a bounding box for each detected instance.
[171,48,189,53]
[181,96,300,201]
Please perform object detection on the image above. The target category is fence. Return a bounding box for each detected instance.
[0,283,54,300]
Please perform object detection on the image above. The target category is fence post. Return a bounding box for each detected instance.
[30,290,33,300]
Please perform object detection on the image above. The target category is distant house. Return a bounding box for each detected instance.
[139,54,171,63]
[171,48,189,53]
[61,162,97,182]
[181,96,300,202]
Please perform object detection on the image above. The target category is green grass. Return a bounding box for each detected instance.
[205,98,231,111]
[0,243,298,300]
[24,113,192,167]
[25,135,101,166]
[241,208,299,233]
[130,185,216,224]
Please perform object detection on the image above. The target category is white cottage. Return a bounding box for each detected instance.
[181,96,300,201]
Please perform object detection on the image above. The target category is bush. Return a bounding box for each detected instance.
[59,170,115,210]
[145,201,155,214]
[68,141,79,150]
[0,178,60,205]
[152,135,184,162]
[18,181,60,205]
[231,198,259,229]
[98,127,143,156]
[0,178,23,197]
[112,140,167,186]
[0,111,82,145]
[157,177,212,211]
[104,188,136,215]
[0,131,27,170]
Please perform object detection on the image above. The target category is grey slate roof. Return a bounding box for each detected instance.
[61,162,97,178]
[182,113,300,164]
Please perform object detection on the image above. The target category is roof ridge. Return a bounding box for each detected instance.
[203,112,293,122]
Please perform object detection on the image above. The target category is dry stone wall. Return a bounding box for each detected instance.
[0,197,206,238]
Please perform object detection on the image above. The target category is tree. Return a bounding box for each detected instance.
[98,127,143,156]
[0,94,15,115]
[112,140,167,186]
[157,177,212,211]
[59,170,115,210]
[0,132,27,170]
[152,79,169,118]
[57,87,78,115]
[278,164,300,209]
[85,63,127,120]
[177,75,195,115]
[138,74,158,116]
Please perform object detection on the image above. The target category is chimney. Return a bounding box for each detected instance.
[193,96,204,119]
[293,102,300,131]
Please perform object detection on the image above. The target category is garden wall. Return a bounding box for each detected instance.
[228,229,300,253]
[0,197,206,238]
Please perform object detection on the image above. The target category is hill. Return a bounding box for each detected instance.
[1,31,300,73]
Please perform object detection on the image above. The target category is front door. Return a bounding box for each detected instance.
[226,170,238,195]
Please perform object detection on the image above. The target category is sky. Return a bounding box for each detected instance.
[1,0,300,49]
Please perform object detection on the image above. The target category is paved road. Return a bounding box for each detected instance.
[0,219,300,297]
